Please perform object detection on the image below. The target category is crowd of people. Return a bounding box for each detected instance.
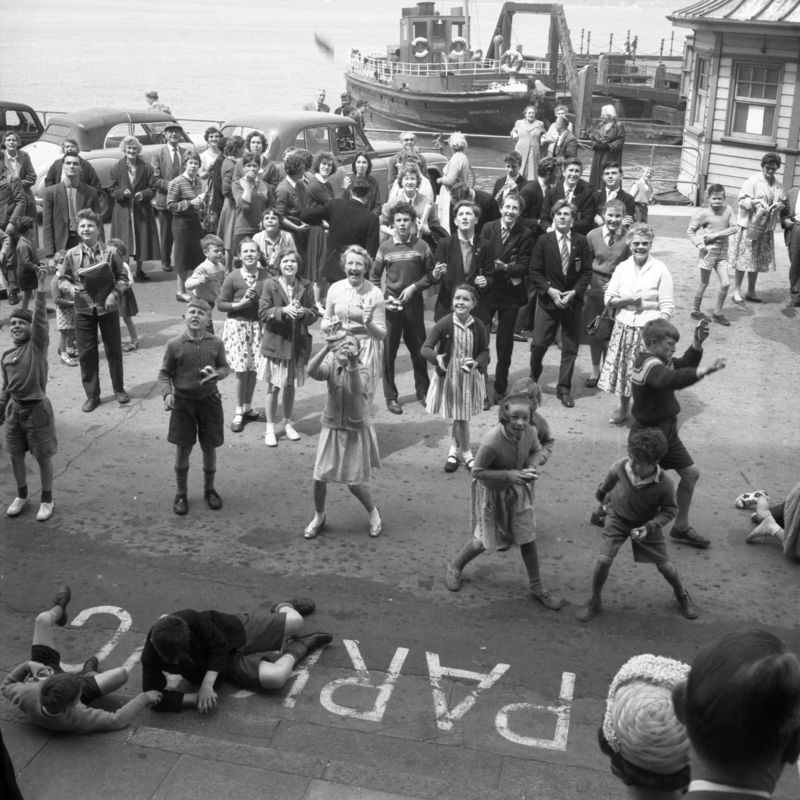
[1,98,799,797]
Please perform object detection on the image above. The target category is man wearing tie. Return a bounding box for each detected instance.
[43,154,102,257]
[151,123,185,272]
[539,158,595,235]
[529,199,592,407]
[304,88,329,113]
[491,152,528,213]
[475,193,533,406]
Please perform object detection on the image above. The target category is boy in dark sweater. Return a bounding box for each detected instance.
[157,298,230,516]
[577,427,697,622]
[630,318,726,549]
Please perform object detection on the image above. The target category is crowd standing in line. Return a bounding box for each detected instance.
[2,94,800,794]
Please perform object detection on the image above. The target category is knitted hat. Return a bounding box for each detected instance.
[602,654,690,776]
[9,308,33,324]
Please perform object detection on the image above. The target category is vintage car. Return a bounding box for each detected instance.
[220,111,446,203]
[0,102,45,147]
[22,107,193,219]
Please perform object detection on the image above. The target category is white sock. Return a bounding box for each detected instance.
[448,444,459,458]
[235,405,243,415]
[462,449,473,462]
[369,507,381,524]
[266,423,275,434]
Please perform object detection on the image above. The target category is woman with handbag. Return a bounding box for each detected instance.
[583,199,630,387]
[257,248,317,447]
[730,153,786,305]
[598,223,673,425]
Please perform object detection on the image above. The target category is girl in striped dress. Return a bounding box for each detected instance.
[421,284,489,473]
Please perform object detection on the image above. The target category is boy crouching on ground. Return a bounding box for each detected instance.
[576,427,698,623]
[1,586,161,733]
[157,298,230,516]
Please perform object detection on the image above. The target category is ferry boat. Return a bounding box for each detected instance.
[345,1,685,139]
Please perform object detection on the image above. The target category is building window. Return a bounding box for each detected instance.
[690,56,709,127]
[729,63,781,138]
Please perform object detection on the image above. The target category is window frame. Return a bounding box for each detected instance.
[690,55,710,129]
[726,60,783,143]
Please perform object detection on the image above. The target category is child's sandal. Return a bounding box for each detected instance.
[463,456,475,471]
[231,413,245,433]
[123,341,139,352]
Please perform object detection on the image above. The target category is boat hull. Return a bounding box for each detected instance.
[345,73,531,135]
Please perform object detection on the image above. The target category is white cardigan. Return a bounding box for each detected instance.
[604,256,674,328]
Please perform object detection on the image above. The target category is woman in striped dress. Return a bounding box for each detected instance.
[421,284,489,472]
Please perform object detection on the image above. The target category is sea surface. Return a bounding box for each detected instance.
[0,0,685,121]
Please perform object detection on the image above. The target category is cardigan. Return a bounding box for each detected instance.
[597,458,677,530]
[258,276,317,361]
[216,268,268,321]
[604,256,674,327]
[420,313,490,375]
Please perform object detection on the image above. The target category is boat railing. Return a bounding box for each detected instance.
[346,53,550,81]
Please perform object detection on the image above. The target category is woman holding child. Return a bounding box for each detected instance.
[598,223,673,425]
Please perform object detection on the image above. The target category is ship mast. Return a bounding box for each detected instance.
[464,0,471,52]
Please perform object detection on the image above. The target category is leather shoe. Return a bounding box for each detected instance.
[676,590,698,620]
[557,393,575,408]
[584,376,599,388]
[82,396,101,413]
[116,390,130,405]
[135,269,150,281]
[386,400,403,415]
[204,489,223,510]
[81,656,100,675]
[669,525,710,549]
[576,597,601,622]
[53,584,71,627]
[444,455,460,473]
[173,494,188,516]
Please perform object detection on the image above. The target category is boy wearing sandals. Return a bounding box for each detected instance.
[629,318,726,549]
[157,298,230,516]
[1,585,162,733]
[576,427,698,622]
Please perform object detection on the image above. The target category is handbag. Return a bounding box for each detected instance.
[586,304,615,339]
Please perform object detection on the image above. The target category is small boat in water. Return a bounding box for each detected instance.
[345,1,685,140]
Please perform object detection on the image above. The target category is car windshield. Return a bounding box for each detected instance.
[147,121,191,144]
[39,123,72,145]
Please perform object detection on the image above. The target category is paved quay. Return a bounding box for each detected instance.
[1,206,799,799]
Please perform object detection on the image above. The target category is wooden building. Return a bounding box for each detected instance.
[668,0,800,201]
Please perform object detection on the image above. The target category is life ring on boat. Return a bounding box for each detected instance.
[500,48,523,70]
[411,36,429,58]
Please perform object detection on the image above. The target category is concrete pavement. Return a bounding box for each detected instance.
[1,210,799,799]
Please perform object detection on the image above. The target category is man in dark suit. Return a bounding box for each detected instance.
[432,199,483,320]
[539,158,595,235]
[593,161,635,229]
[519,156,558,236]
[529,199,592,407]
[475,193,533,404]
[43,138,101,192]
[151,123,186,271]
[43,154,102,257]
[780,186,800,307]
[300,177,379,282]
[492,152,528,211]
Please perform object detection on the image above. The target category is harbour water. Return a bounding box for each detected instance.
[1,0,685,120]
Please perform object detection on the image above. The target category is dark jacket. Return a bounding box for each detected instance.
[593,187,636,222]
[478,219,534,307]
[108,157,160,261]
[631,345,703,425]
[44,156,101,192]
[529,230,592,309]
[258,276,317,362]
[432,231,483,320]
[42,181,101,256]
[421,313,490,375]
[540,180,596,235]
[140,609,247,712]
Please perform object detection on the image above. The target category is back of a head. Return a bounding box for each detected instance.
[150,615,190,663]
[40,672,82,716]
[676,629,800,768]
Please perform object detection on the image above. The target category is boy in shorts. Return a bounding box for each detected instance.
[687,185,737,326]
[576,428,697,622]
[140,603,332,713]
[1,585,162,733]
[158,297,230,516]
[630,318,726,549]
[1,263,57,521]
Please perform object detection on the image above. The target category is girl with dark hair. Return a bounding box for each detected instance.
[258,248,317,447]
[232,151,275,256]
[443,393,562,610]
[305,151,337,304]
[421,283,488,472]
[730,152,786,304]
[199,126,222,185]
[344,151,381,215]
